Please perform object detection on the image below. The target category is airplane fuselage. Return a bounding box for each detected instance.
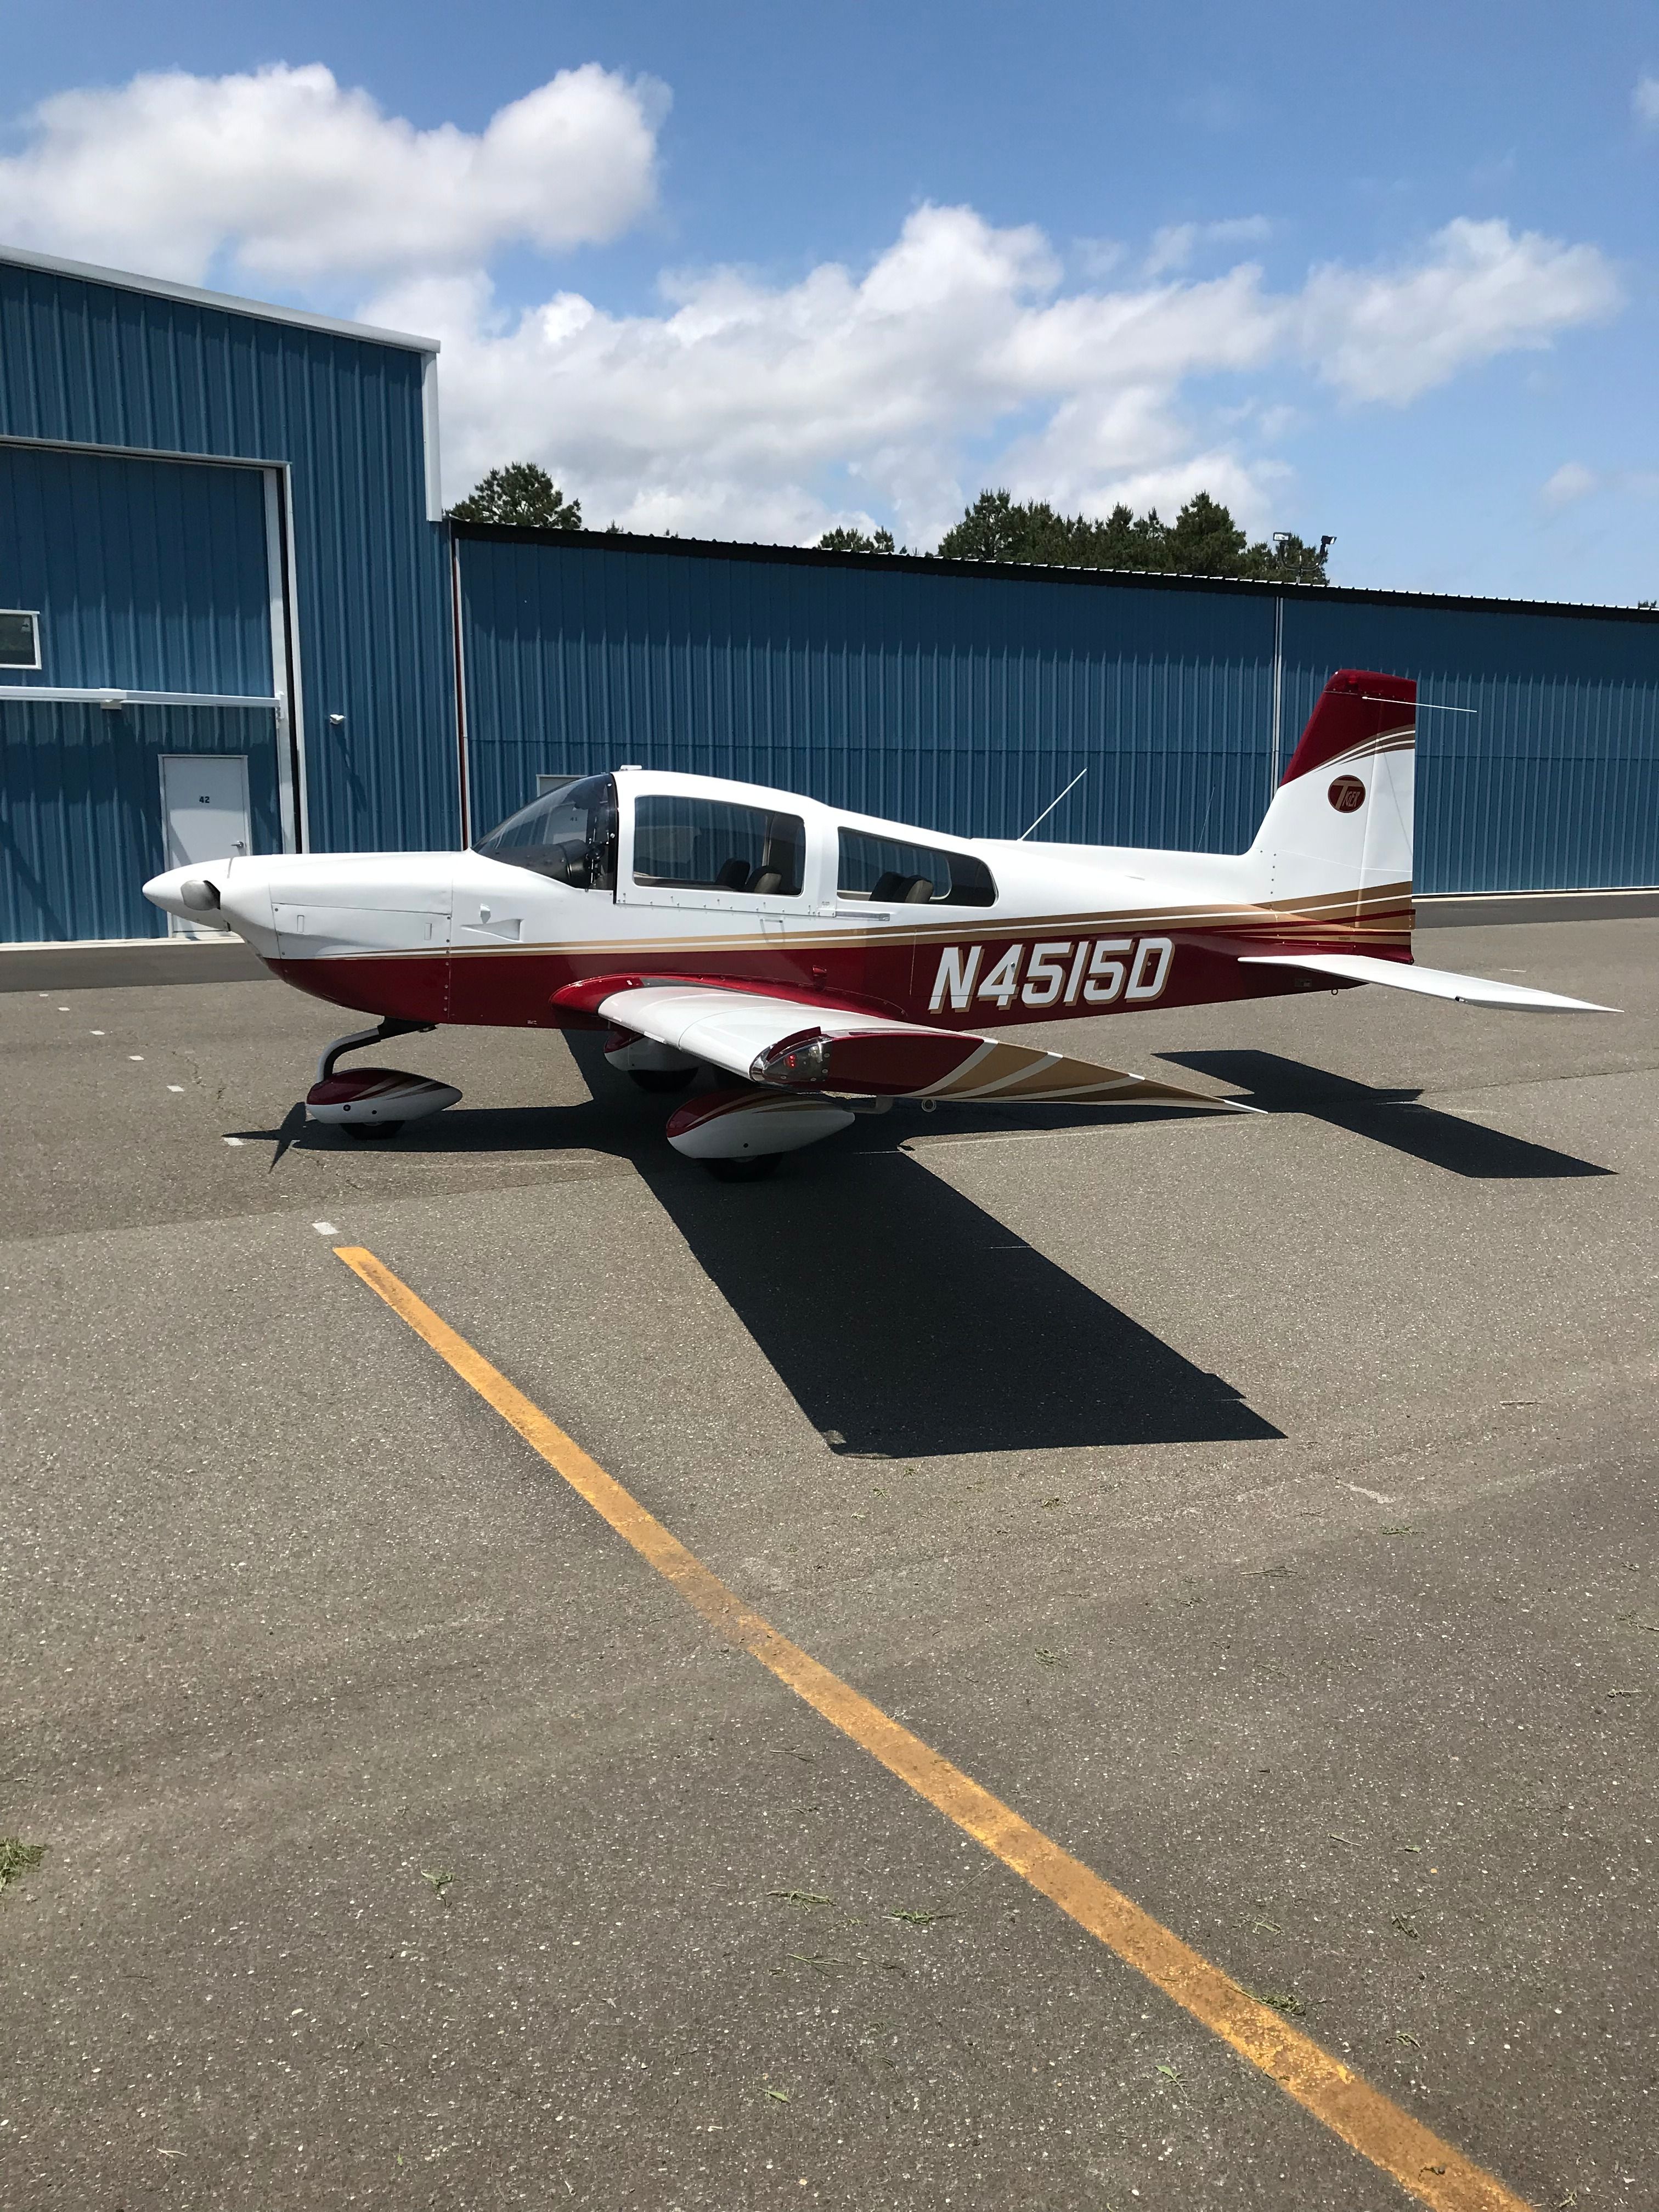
[141,679,1608,1171]
[167,768,1409,1035]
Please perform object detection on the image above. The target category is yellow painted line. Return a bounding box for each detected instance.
[333,1243,1532,2212]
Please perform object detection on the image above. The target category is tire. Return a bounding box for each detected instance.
[629,1067,697,1094]
[345,1120,404,1140]
[702,1152,782,1182]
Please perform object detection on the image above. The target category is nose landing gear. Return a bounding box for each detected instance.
[305,1019,460,1138]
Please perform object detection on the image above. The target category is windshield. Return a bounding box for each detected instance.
[475,775,618,889]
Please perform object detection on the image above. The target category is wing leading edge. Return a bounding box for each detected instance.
[591,982,1251,1110]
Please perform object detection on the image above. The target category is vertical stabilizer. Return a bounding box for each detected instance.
[1248,669,1415,946]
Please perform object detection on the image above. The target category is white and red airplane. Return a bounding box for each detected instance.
[145,669,1611,1178]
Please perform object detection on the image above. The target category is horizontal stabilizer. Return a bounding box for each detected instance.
[1241,952,1617,1012]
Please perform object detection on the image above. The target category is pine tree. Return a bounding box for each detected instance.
[448,463,582,530]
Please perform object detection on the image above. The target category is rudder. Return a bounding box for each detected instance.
[1247,669,1415,946]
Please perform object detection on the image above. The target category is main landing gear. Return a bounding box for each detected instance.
[304,1019,461,1139]
[603,1030,699,1094]
[663,1087,882,1178]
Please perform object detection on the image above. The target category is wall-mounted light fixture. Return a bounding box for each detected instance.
[328,712,346,726]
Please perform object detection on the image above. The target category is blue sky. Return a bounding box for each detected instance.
[6,1,1656,600]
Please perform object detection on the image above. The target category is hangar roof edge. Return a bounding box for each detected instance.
[0,242,440,356]
[450,520,1659,627]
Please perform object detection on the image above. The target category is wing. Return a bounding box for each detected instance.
[582,980,1250,1110]
[1240,951,1617,1012]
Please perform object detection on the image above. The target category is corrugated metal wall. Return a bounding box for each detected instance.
[0,259,456,858]
[1282,597,1659,894]
[0,442,283,938]
[458,531,1659,895]
[0,701,281,940]
[0,443,271,692]
[458,534,1277,855]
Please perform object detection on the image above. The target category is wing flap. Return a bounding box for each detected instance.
[1240,952,1617,1012]
[596,981,1250,1110]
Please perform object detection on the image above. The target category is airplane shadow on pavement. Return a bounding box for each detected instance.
[650,1142,1283,1458]
[560,1032,1279,1457]
[1163,1049,1613,1179]
[253,1035,1282,1457]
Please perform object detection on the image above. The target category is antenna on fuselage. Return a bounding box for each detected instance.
[1017,766,1088,841]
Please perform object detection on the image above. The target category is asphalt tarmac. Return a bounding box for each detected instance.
[2,918,1655,2210]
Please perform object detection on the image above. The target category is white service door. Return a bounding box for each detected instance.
[159,753,251,936]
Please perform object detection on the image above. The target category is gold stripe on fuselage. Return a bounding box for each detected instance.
[430,878,1415,967]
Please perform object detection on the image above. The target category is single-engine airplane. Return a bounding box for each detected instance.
[145,668,1612,1178]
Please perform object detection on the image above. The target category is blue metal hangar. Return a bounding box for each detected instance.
[0,244,454,943]
[3,241,1657,945]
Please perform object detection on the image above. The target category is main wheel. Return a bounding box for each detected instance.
[702,1152,782,1182]
[629,1067,696,1094]
[345,1120,405,1140]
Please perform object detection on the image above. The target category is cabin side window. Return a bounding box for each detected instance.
[836,828,996,907]
[633,798,805,896]
[474,774,618,888]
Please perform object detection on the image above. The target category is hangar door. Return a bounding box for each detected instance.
[0,442,297,942]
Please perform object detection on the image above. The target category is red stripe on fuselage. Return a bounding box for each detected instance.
[267,922,1408,1033]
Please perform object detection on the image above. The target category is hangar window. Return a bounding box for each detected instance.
[837,828,996,906]
[0,611,40,670]
[633,797,805,896]
[475,774,618,889]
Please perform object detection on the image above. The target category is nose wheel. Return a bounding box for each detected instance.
[305,1019,460,1136]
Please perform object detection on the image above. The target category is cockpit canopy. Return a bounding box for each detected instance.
[475,770,998,908]
[474,775,618,888]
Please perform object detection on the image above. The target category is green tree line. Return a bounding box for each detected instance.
[926,488,1329,582]
[448,463,1332,584]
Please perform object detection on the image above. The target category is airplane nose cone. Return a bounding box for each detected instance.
[143,861,233,928]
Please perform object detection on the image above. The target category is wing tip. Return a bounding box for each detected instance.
[1451,989,1622,1013]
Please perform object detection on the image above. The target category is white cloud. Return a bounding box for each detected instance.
[1542,461,1598,510]
[1145,224,1200,278]
[1634,74,1659,125]
[366,210,1304,543]
[374,206,1617,543]
[1070,235,1126,280]
[1543,462,1659,512]
[1299,217,1621,404]
[0,65,1625,547]
[1144,216,1272,277]
[0,63,665,284]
